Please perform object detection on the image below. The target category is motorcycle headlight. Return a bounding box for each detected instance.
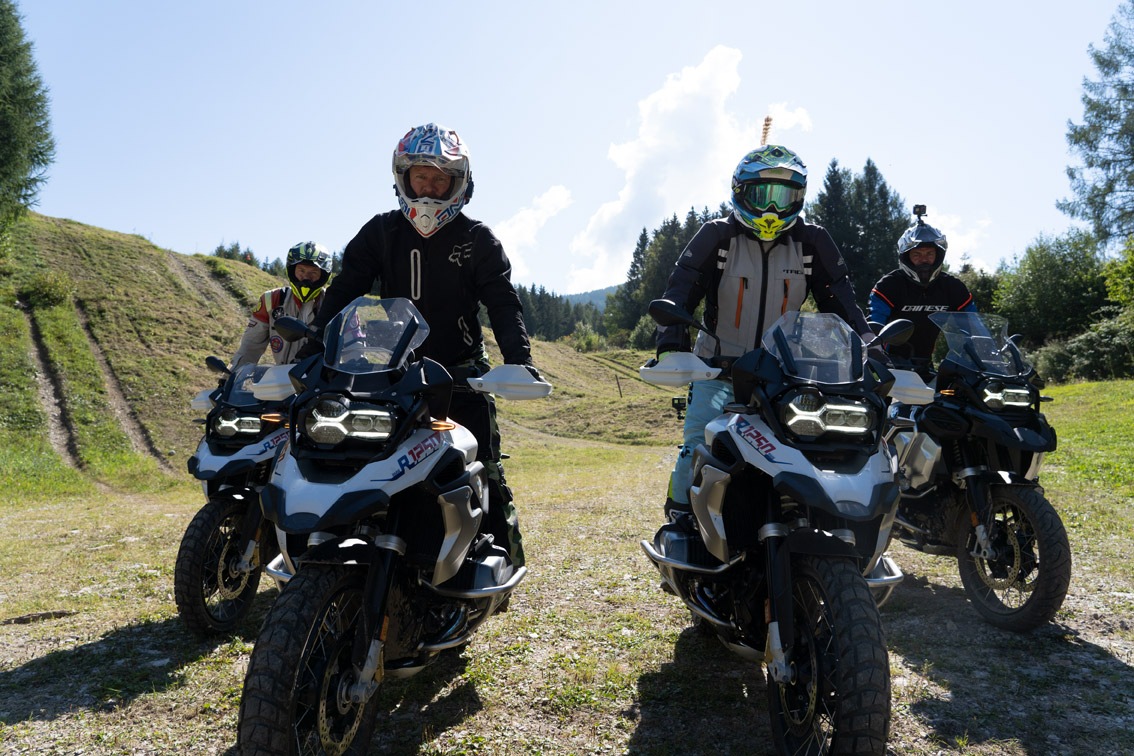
[303,396,395,445]
[213,409,262,438]
[983,383,1033,410]
[780,393,875,441]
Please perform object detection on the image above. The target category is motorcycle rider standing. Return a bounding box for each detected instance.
[229,241,332,369]
[868,207,976,368]
[656,145,874,521]
[297,123,537,567]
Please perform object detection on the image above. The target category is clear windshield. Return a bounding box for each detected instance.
[760,311,864,384]
[226,364,271,407]
[324,297,430,375]
[928,311,1030,377]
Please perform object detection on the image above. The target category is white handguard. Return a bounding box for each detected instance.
[251,364,299,402]
[467,364,553,400]
[190,388,215,412]
[887,368,935,406]
[639,352,721,387]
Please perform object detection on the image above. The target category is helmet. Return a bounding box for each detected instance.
[392,123,474,237]
[286,241,332,303]
[731,145,808,241]
[897,220,948,285]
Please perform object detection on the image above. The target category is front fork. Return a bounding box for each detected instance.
[762,498,796,684]
[348,515,405,704]
[950,440,997,559]
[234,496,265,573]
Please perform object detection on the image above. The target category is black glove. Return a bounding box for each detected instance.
[867,343,893,368]
[524,364,544,382]
[293,338,324,362]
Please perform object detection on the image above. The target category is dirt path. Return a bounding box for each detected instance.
[21,305,80,469]
[75,302,174,472]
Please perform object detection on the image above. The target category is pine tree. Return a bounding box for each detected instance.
[0,0,55,236]
[1060,0,1134,242]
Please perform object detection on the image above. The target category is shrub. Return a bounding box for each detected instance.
[20,270,75,308]
[566,321,607,353]
[628,314,659,350]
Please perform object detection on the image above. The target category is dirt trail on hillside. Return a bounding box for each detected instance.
[164,249,236,310]
[20,305,81,469]
[74,302,174,472]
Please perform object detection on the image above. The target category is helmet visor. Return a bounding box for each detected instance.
[736,180,805,216]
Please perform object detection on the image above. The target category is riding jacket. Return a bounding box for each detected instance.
[310,211,532,369]
[656,215,871,360]
[869,270,976,360]
[230,287,322,368]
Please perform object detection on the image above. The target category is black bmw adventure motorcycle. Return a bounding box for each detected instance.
[640,300,911,756]
[237,296,551,756]
[885,311,1071,632]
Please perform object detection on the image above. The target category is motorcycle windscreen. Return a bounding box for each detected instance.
[323,297,431,375]
[761,311,865,384]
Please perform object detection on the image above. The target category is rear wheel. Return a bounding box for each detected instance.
[239,565,379,756]
[768,556,890,756]
[174,496,262,636]
[956,487,1071,632]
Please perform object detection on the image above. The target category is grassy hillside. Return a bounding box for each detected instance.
[0,212,682,500]
[0,213,286,496]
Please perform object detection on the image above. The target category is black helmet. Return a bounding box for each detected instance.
[897,210,947,285]
[286,241,332,303]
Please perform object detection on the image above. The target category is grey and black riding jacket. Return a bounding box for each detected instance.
[656,215,871,361]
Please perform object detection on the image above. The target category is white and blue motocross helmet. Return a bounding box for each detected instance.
[392,123,474,238]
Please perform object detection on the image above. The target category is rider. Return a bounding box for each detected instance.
[655,145,873,521]
[230,241,332,369]
[296,123,538,568]
[868,206,976,367]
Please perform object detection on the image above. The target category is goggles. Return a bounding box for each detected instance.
[736,180,805,215]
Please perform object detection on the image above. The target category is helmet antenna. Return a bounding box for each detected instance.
[912,203,927,227]
[760,116,773,147]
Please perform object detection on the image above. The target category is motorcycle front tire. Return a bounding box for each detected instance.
[174,495,263,637]
[238,564,380,756]
[767,555,890,756]
[955,486,1071,632]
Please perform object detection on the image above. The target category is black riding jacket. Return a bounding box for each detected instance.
[310,211,532,368]
[869,270,976,361]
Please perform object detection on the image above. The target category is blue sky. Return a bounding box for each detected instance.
[19,1,1121,294]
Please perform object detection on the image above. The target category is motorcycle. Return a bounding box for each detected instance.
[174,357,292,636]
[639,299,908,756]
[884,310,1071,632]
[237,296,551,756]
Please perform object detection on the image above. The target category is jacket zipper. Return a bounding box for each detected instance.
[735,277,747,328]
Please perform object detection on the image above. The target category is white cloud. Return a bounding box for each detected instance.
[929,211,996,272]
[566,45,813,293]
[494,185,572,279]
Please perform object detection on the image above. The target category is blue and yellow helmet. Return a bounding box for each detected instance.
[731,145,807,241]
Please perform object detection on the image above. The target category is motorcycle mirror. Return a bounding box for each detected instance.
[205,355,231,374]
[877,318,915,347]
[274,316,315,343]
[867,321,884,336]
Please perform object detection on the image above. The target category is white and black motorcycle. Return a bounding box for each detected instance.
[640,300,909,756]
[237,296,550,756]
[175,357,292,636]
